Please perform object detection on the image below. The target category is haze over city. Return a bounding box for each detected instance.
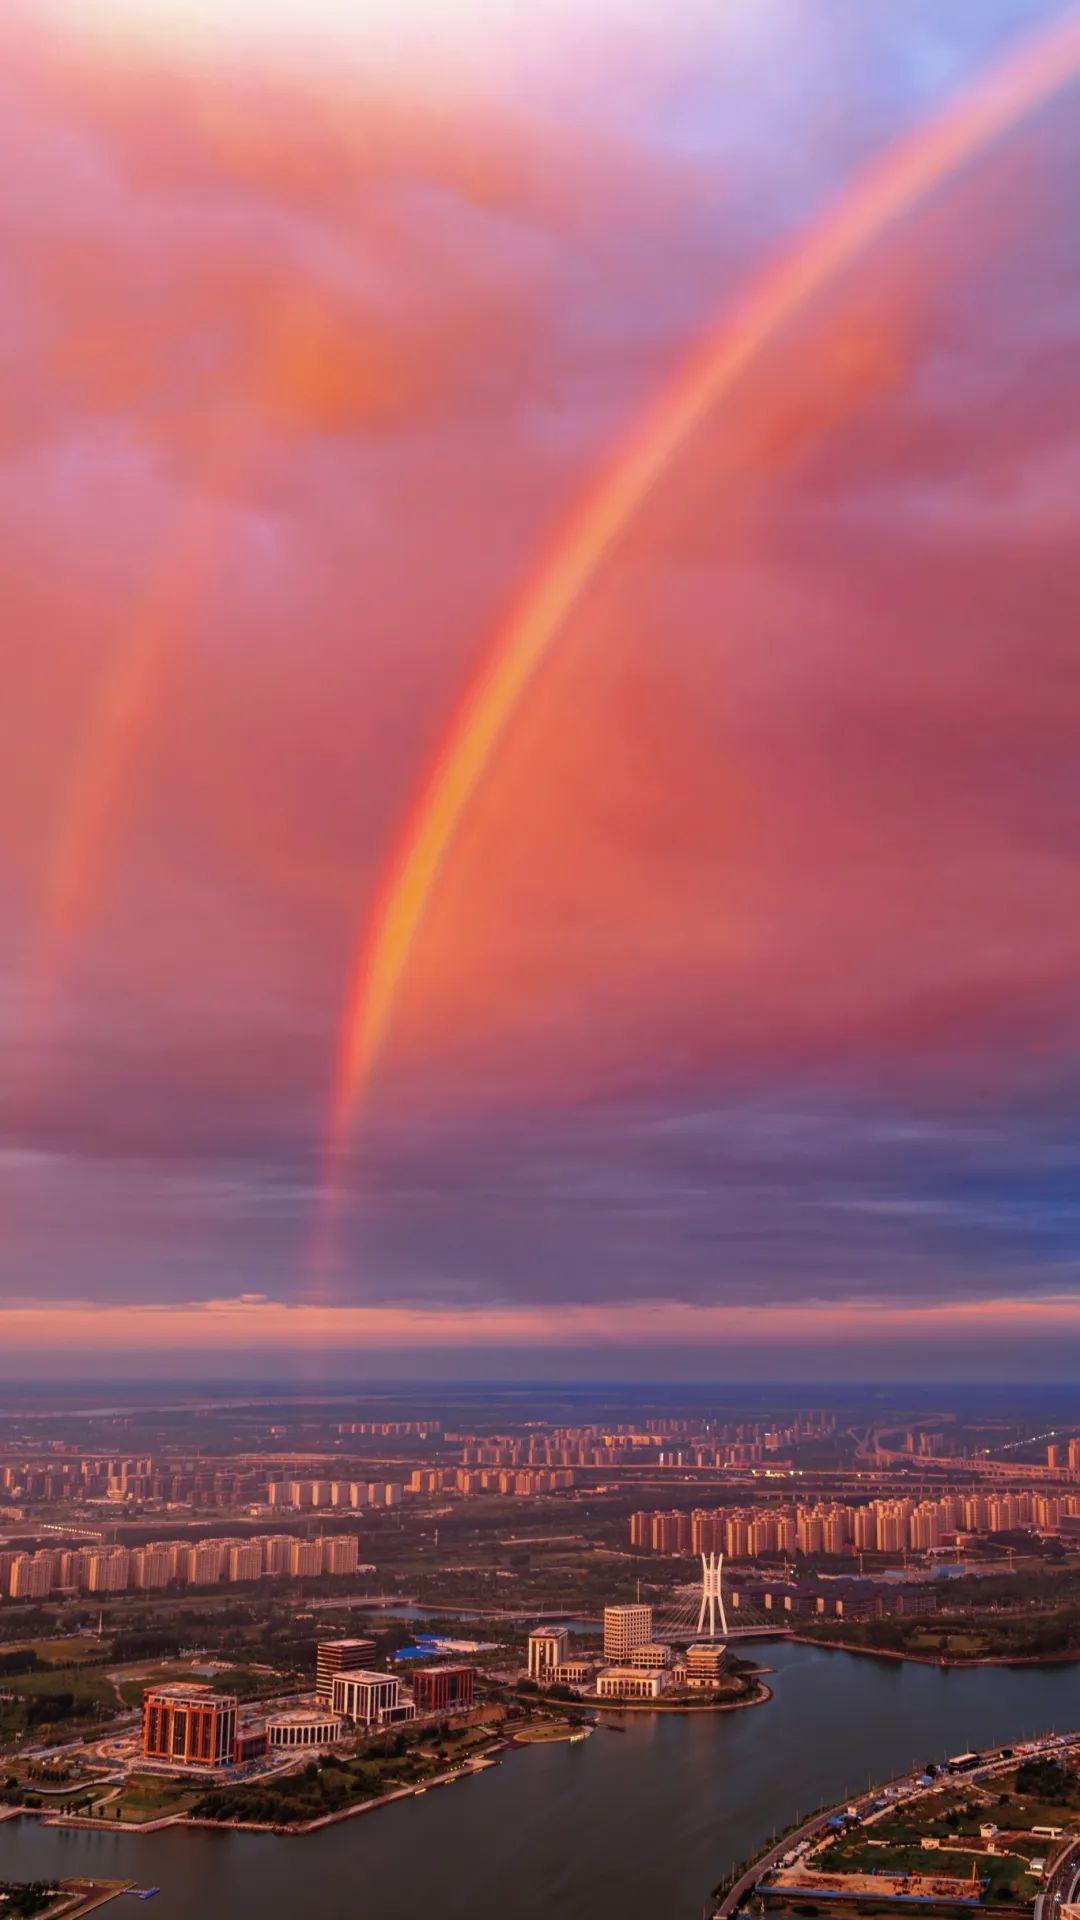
[2,0,1080,1381]
[6,15,1080,1917]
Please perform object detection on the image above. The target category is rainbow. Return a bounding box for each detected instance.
[327,9,1080,1161]
[28,292,304,1037]
[35,498,216,1007]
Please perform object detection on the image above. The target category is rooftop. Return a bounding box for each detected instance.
[144,1682,236,1706]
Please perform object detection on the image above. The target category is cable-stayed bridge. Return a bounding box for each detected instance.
[652,1553,791,1643]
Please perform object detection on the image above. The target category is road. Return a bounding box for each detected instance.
[716,1731,1080,1919]
[716,1807,844,1917]
[1036,1831,1080,1920]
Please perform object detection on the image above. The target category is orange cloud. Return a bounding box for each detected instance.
[2,2,1079,1335]
[3,1293,1080,1353]
[327,8,1080,1148]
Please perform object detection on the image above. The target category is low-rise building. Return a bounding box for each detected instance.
[595,1665,669,1700]
[411,1665,476,1713]
[332,1668,416,1728]
[628,1642,672,1670]
[266,1708,345,1750]
[684,1642,729,1687]
[552,1661,595,1690]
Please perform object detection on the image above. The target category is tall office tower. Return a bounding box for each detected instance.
[526,1627,570,1681]
[316,1637,378,1700]
[603,1604,653,1661]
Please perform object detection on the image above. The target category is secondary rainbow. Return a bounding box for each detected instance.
[28,294,304,1039]
[327,9,1080,1164]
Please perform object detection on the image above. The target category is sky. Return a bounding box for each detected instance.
[1,0,1079,1381]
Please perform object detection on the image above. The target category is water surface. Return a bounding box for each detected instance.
[2,1642,1078,1920]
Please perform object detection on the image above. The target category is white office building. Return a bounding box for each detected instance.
[527,1627,571,1682]
[596,1666,669,1700]
[332,1669,415,1728]
[603,1604,653,1660]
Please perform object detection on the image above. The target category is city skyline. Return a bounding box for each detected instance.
[2,0,1080,1378]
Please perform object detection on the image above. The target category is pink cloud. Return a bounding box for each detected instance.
[0,2,1077,1335]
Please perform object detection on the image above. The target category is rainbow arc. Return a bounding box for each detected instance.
[327,10,1080,1179]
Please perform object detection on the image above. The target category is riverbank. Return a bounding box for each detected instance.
[24,1684,770,1838]
[30,1749,504,1839]
[791,1634,1080,1669]
[713,1726,1080,1915]
[588,1679,772,1715]
[9,1644,1080,1920]
[39,1759,501,1840]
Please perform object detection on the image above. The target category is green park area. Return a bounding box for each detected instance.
[803,1567,1080,1663]
[190,1718,500,1827]
[0,1886,61,1919]
[0,1654,118,1745]
[807,1617,1080,1661]
[0,1639,104,1667]
[114,1660,286,1708]
[105,1773,200,1824]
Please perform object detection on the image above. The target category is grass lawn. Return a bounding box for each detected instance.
[0,1664,119,1747]
[515,1723,587,1744]
[819,1839,1029,1899]
[7,1667,115,1706]
[34,1639,106,1666]
[116,1666,192,1708]
[905,1630,991,1656]
[112,1775,198,1823]
[1005,1799,1080,1831]
[1,1638,105,1668]
[116,1662,287,1708]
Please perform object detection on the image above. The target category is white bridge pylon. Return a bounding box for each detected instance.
[696,1550,729,1639]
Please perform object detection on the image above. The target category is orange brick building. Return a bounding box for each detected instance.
[410,1665,476,1713]
[142,1683,237,1768]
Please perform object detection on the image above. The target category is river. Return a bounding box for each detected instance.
[3,1642,1080,1919]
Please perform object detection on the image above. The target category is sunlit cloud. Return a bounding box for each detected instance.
[1,0,1078,1368]
[6,1292,1080,1355]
